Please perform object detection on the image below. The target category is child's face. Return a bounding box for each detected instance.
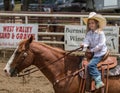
[88,19,98,31]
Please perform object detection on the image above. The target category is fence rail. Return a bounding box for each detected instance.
[0,12,120,58]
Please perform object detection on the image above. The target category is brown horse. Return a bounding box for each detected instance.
[4,36,120,93]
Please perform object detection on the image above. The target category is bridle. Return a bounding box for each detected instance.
[10,49,30,77]
[12,47,83,85]
[17,47,83,76]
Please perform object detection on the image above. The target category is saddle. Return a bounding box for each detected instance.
[80,52,118,92]
[83,51,117,70]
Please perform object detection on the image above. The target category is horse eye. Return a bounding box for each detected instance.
[23,52,28,57]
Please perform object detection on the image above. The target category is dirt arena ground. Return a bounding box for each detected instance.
[0,58,54,93]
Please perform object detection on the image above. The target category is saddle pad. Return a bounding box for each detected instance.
[109,65,120,76]
[109,58,120,76]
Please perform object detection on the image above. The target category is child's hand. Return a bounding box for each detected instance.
[85,49,94,60]
[80,44,84,48]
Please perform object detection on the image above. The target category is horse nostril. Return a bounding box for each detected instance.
[4,69,7,73]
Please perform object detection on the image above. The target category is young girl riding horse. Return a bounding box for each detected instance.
[80,12,107,89]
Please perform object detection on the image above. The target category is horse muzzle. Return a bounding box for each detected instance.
[4,69,10,76]
[10,68,18,77]
[4,68,18,77]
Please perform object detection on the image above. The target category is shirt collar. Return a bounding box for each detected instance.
[90,29,98,33]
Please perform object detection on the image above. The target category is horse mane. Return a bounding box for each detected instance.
[18,39,66,54]
[37,42,66,54]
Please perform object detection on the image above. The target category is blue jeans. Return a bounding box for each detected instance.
[87,56,103,80]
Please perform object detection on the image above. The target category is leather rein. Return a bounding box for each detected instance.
[18,47,83,77]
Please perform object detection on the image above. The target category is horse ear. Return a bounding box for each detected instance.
[28,35,33,43]
[25,35,33,49]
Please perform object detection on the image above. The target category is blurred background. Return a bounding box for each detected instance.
[1,0,120,13]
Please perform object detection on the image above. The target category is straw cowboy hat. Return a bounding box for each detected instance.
[83,12,106,29]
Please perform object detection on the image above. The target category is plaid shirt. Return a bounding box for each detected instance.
[82,30,107,57]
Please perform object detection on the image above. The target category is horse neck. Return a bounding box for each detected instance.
[30,42,65,84]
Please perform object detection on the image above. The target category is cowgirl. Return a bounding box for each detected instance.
[81,12,107,89]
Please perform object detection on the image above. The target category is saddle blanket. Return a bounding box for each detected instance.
[109,60,120,76]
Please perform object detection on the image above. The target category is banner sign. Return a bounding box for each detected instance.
[0,24,38,48]
[64,25,119,53]
[64,25,86,50]
[104,26,119,53]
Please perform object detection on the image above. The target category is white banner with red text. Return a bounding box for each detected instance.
[0,23,38,48]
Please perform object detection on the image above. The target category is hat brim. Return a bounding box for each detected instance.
[83,14,106,29]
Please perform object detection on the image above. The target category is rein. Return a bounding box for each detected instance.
[53,67,85,85]
[18,47,83,77]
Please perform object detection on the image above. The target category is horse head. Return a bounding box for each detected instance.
[4,36,34,77]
